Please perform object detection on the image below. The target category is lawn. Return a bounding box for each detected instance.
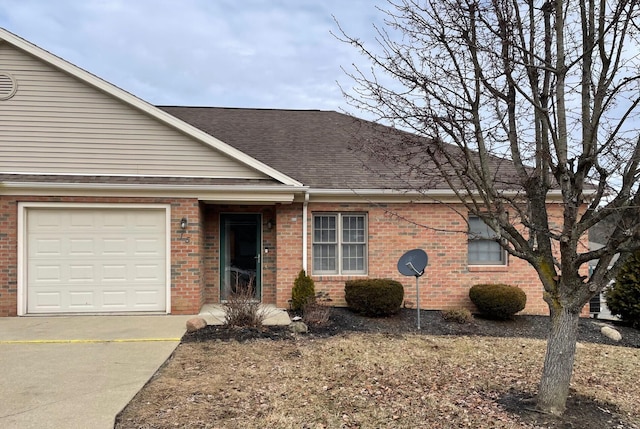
[115,332,640,428]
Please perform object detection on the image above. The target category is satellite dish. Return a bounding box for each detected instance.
[397,249,428,277]
[397,249,428,330]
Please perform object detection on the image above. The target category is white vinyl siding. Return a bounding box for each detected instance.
[0,44,267,179]
[468,216,506,265]
[312,213,367,275]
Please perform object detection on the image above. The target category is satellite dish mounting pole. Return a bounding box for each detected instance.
[397,249,428,331]
[405,261,423,330]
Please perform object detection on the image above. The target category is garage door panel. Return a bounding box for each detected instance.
[102,291,127,307]
[69,238,96,256]
[32,264,62,282]
[32,239,62,257]
[34,291,62,308]
[27,208,167,314]
[135,264,163,281]
[135,238,163,256]
[69,291,95,308]
[69,265,95,281]
[135,290,162,306]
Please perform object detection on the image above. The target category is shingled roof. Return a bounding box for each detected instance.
[159,107,427,190]
[159,106,530,195]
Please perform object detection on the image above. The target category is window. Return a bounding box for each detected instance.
[468,216,506,265]
[313,213,367,274]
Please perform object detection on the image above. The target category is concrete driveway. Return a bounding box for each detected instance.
[0,315,191,429]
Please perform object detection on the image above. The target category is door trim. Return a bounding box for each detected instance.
[17,202,172,316]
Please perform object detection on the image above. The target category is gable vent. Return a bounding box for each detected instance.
[0,72,17,100]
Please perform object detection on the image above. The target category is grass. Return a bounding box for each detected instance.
[116,333,640,428]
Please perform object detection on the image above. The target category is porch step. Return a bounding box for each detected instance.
[198,304,292,326]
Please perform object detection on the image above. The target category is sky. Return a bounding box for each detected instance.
[0,0,389,113]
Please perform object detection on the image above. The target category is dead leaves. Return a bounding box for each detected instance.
[116,334,640,429]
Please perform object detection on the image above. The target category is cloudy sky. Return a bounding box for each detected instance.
[0,0,388,113]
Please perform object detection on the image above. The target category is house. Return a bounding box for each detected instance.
[0,27,558,317]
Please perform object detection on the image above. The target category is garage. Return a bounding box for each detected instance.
[23,206,168,314]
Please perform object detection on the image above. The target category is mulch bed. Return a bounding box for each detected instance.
[183,307,640,349]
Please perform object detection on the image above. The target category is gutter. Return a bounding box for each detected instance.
[302,191,310,272]
[0,181,309,202]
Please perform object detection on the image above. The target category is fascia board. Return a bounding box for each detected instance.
[0,181,305,202]
[0,28,303,188]
[304,188,566,203]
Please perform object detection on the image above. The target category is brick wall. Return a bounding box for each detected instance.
[0,195,204,316]
[0,198,18,316]
[0,195,589,317]
[275,201,588,316]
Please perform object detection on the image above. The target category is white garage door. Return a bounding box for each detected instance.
[26,207,167,314]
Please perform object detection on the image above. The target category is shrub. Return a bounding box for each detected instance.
[469,283,526,319]
[605,251,640,328]
[223,284,266,327]
[302,292,332,327]
[345,279,404,317]
[291,270,315,312]
[441,307,474,324]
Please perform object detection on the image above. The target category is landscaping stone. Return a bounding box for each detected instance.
[186,317,207,333]
[601,325,622,342]
[289,321,308,334]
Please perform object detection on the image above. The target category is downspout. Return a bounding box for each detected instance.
[302,191,310,273]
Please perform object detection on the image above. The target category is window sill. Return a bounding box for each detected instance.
[468,265,509,272]
[312,274,369,282]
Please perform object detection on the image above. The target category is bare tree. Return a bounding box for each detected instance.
[337,0,640,416]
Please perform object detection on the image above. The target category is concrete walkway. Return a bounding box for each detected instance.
[0,315,191,429]
[0,307,291,429]
[198,303,292,325]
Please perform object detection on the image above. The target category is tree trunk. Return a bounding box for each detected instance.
[537,304,580,415]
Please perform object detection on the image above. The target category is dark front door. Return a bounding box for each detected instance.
[220,214,261,301]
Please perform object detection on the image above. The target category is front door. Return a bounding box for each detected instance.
[220,214,261,301]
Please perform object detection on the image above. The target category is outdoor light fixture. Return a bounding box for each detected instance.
[266,219,274,230]
[180,217,190,243]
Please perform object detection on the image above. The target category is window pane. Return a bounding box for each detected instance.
[313,244,337,272]
[343,215,365,243]
[342,244,365,272]
[469,216,495,239]
[314,215,336,243]
[468,216,504,264]
[468,240,504,263]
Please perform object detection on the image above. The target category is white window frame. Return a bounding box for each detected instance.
[467,215,507,266]
[312,213,368,275]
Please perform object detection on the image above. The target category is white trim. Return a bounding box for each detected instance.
[0,171,271,180]
[17,202,172,315]
[302,188,568,204]
[311,212,368,276]
[302,192,309,273]
[0,182,302,202]
[0,27,303,187]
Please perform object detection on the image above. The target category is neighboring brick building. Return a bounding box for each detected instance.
[0,27,576,317]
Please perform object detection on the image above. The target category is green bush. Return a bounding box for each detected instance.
[469,283,526,319]
[605,251,640,328]
[345,279,404,317]
[291,270,315,312]
[441,307,474,324]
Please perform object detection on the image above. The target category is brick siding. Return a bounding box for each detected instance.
[0,195,204,316]
[275,202,589,316]
[0,195,589,317]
